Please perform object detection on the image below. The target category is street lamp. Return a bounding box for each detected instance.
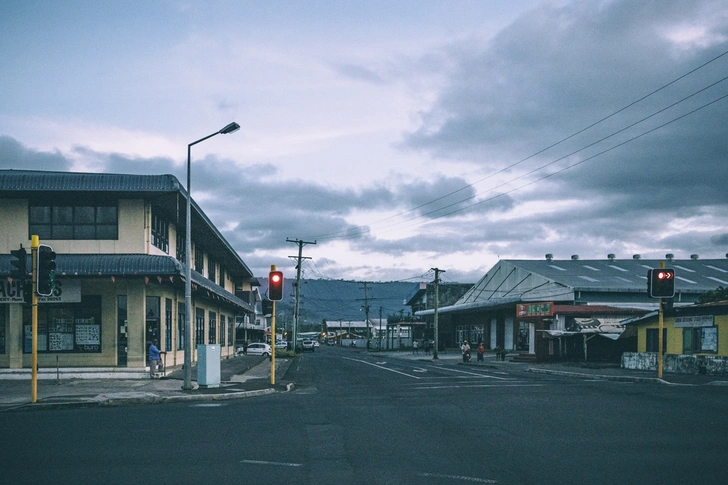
[183,122,240,391]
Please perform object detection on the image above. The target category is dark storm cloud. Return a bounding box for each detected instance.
[0,136,72,171]
[400,0,728,260]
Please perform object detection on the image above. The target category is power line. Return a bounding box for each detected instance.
[310,48,728,242]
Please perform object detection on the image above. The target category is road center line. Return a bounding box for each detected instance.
[343,357,421,379]
[419,472,497,483]
[241,459,302,467]
[424,365,510,379]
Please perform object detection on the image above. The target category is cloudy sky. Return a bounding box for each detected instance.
[2,0,727,283]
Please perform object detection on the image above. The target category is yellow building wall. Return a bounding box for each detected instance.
[637,314,728,356]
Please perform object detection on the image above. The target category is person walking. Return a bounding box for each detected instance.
[413,339,419,354]
[148,339,162,378]
[477,342,485,363]
[461,340,471,363]
[424,339,431,356]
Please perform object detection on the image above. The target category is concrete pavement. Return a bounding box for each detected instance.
[0,354,295,412]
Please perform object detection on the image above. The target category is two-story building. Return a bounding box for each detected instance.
[0,169,258,376]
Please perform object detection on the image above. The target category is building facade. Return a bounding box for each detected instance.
[623,301,728,374]
[0,170,258,375]
[416,255,728,362]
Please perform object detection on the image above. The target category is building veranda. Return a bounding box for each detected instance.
[0,170,258,377]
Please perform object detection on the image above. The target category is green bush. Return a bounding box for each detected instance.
[275,349,297,358]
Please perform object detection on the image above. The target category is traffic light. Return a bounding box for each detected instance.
[269,270,284,301]
[37,244,57,296]
[10,245,27,279]
[647,268,675,298]
[262,299,273,316]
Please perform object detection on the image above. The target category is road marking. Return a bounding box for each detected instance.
[423,365,510,380]
[241,459,302,467]
[413,367,427,373]
[419,472,497,483]
[343,357,421,379]
[413,384,543,390]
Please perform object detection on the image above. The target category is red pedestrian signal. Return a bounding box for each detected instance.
[647,268,675,298]
[269,271,284,301]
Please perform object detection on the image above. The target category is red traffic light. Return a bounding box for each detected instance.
[269,270,284,301]
[648,268,675,298]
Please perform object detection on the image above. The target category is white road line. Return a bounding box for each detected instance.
[413,384,543,390]
[419,472,497,483]
[343,357,421,379]
[423,365,510,379]
[241,459,302,467]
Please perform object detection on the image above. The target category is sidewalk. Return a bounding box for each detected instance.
[0,355,295,412]
[364,348,728,386]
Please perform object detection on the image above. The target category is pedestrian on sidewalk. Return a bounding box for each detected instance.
[413,340,419,354]
[148,339,163,378]
[424,339,431,355]
[477,342,485,363]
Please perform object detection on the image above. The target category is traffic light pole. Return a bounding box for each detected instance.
[31,235,39,403]
[658,297,664,379]
[270,264,276,385]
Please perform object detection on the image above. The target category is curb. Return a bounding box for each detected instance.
[3,387,279,412]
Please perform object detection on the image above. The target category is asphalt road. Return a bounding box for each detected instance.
[1,346,727,485]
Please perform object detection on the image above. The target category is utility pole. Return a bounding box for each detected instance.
[287,238,315,351]
[358,281,373,352]
[431,268,445,360]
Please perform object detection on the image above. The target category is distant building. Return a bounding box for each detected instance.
[416,255,728,362]
[0,170,258,376]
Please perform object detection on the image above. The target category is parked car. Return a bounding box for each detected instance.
[301,339,315,352]
[275,341,288,350]
[245,343,271,357]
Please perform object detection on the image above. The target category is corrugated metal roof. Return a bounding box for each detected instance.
[417,257,728,316]
[0,169,254,278]
[0,170,180,192]
[0,254,252,312]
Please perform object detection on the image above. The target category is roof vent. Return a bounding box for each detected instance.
[545,253,553,261]
[607,253,615,261]
[633,254,641,260]
[571,254,579,260]
[691,254,699,260]
[666,253,674,261]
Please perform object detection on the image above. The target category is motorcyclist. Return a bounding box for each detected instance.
[461,340,471,363]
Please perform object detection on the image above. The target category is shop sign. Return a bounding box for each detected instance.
[516,302,554,318]
[0,279,81,304]
[674,315,714,328]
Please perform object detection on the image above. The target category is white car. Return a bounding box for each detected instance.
[245,343,271,356]
[301,339,315,352]
[275,341,288,350]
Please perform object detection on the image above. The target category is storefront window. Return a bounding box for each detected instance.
[646,328,668,353]
[177,302,186,351]
[683,327,717,353]
[165,298,172,352]
[209,311,217,344]
[23,296,102,353]
[0,310,5,354]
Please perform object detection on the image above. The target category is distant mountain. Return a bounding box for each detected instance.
[259,278,421,331]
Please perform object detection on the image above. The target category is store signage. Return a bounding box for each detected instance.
[0,279,81,304]
[516,302,554,318]
[674,315,714,328]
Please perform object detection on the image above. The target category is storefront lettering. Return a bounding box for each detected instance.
[0,279,81,303]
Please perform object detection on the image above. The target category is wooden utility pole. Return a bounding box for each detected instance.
[286,238,315,350]
[431,268,445,360]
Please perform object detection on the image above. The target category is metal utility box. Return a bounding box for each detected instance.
[197,344,221,388]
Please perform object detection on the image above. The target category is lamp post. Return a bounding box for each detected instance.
[183,122,240,391]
